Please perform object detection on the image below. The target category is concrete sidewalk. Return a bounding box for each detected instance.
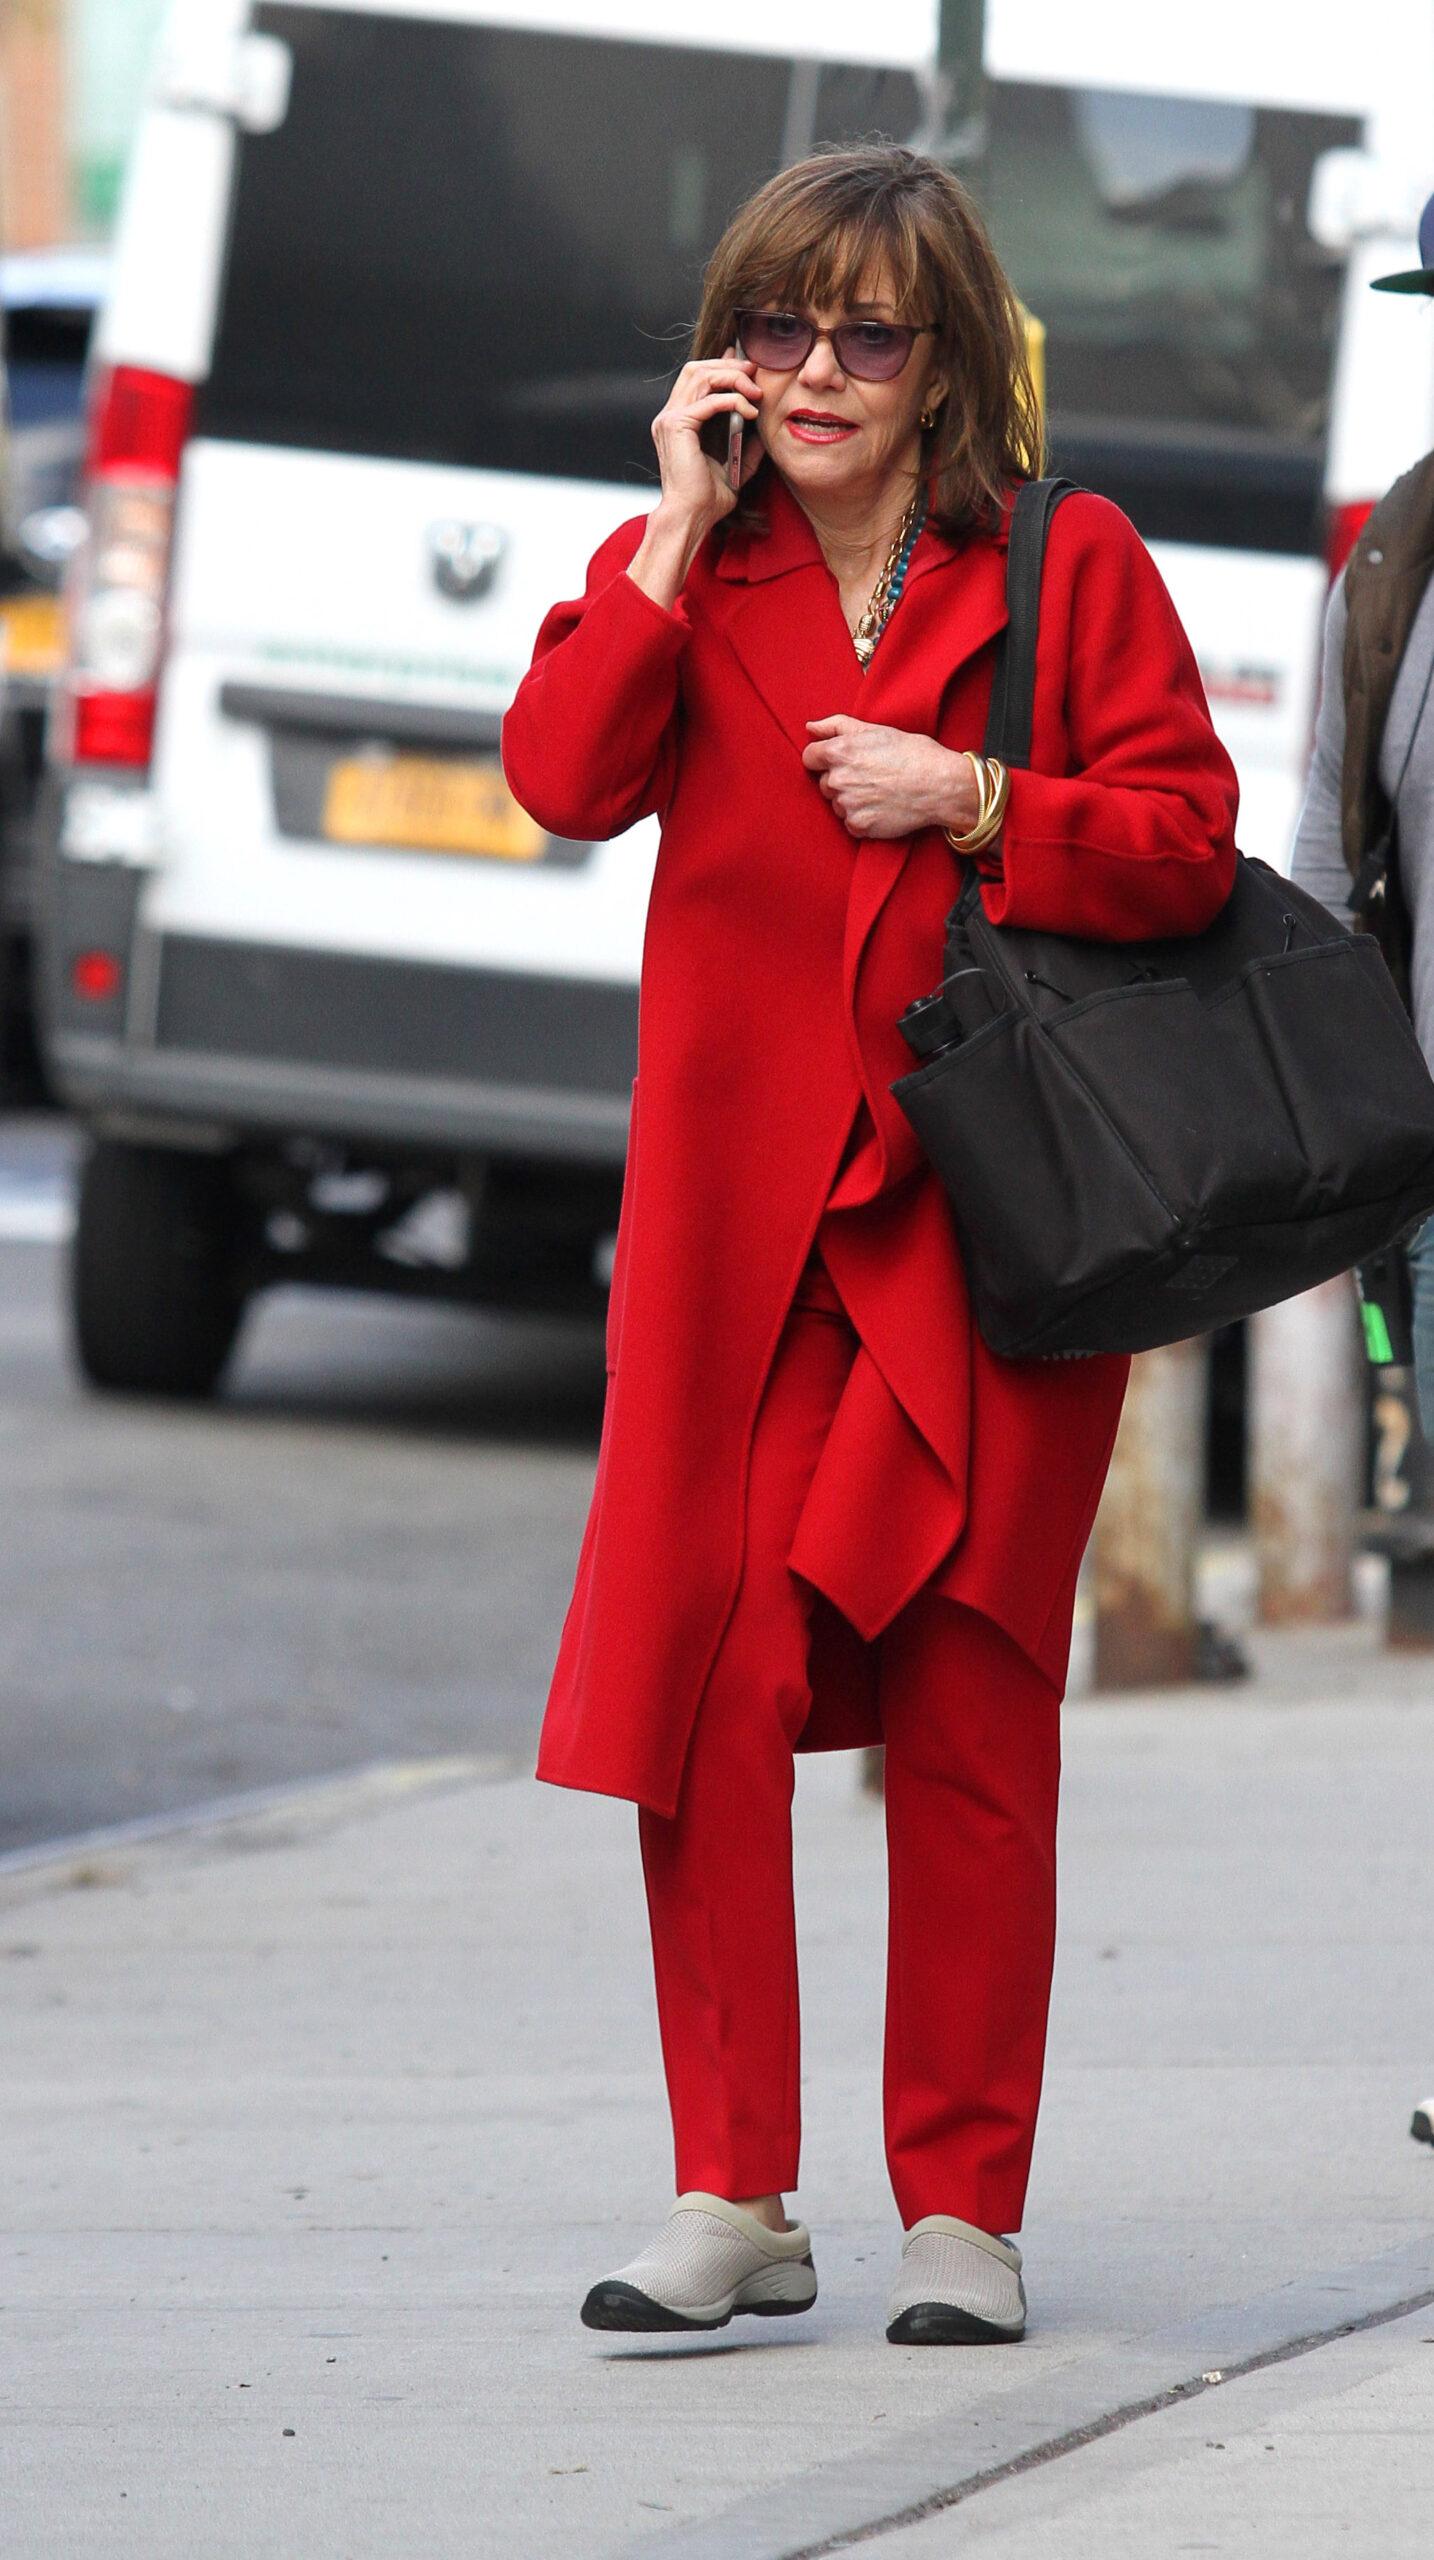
[3,1619,1432,2557]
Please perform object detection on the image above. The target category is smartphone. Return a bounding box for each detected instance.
[701,406,746,491]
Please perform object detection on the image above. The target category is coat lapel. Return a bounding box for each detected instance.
[858,524,1010,732]
[713,568,862,755]
[710,467,1011,775]
[709,468,1014,1051]
[709,473,861,755]
[841,526,1011,1012]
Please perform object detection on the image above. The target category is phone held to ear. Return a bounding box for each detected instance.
[700,408,746,492]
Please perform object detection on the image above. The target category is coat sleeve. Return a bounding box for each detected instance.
[1288,567,1355,929]
[979,492,1239,940]
[500,512,690,842]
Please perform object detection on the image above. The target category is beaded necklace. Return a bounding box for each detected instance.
[851,485,929,669]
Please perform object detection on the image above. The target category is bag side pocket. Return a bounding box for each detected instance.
[893,1011,1173,1352]
[1240,940,1434,1208]
[1049,976,1298,1229]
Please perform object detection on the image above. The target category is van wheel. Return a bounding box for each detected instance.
[71,1140,248,1397]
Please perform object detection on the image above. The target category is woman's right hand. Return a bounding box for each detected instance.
[650,347,764,531]
[625,350,764,614]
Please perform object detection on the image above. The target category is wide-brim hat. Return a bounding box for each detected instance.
[1373,190,1434,292]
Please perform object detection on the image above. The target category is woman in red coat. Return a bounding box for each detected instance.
[502,147,1238,2345]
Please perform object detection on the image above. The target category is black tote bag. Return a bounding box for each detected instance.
[891,478,1434,1360]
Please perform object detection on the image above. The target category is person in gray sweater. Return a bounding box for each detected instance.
[1288,192,1434,2159]
[1290,544,1434,1429]
[1291,565,1434,1079]
[1290,186,1434,1448]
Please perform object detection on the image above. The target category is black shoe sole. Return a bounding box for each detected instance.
[886,2301,1025,2346]
[581,2273,817,2334]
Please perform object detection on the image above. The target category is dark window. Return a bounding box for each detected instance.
[198,5,919,487]
[984,81,1360,551]
[4,302,93,431]
[2,300,95,534]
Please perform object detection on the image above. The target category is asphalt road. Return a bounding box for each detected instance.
[0,1115,605,1852]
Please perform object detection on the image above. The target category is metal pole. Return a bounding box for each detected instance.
[1250,1278,1364,1624]
[1093,1339,1207,1688]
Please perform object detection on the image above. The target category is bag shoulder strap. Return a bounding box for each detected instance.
[943,475,1084,961]
[981,475,1084,770]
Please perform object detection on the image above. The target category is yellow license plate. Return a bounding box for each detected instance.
[322,753,546,859]
[0,592,64,679]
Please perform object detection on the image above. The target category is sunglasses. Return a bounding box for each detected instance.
[734,309,937,383]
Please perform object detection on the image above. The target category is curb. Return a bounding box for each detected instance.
[627,2236,1434,2558]
[0,1751,519,1900]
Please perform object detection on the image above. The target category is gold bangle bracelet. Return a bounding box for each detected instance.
[972,757,1009,843]
[975,757,1005,839]
[946,804,1005,856]
[945,755,1009,854]
[967,753,994,838]
[944,753,992,851]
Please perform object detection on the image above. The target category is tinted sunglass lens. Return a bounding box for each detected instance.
[738,313,811,368]
[834,324,913,380]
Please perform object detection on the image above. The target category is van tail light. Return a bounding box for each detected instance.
[1325,497,1376,587]
[71,948,124,1003]
[66,363,194,768]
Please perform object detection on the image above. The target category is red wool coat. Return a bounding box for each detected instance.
[501,468,1239,1817]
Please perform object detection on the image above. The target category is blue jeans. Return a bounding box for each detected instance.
[1409,1216,1434,1442]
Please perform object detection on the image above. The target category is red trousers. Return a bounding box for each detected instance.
[637,1248,1064,2235]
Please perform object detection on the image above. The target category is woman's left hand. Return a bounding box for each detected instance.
[802,716,979,840]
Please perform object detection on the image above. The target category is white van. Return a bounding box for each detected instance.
[45,0,957,1393]
[41,0,1418,1394]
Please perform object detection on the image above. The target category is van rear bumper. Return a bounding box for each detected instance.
[44,924,638,1167]
[50,1035,634,1163]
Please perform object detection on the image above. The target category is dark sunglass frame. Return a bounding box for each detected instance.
[734,310,937,382]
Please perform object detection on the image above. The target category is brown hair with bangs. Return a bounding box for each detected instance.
[691,145,1043,539]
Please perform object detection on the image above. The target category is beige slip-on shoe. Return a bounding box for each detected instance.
[886,2214,1027,2345]
[581,2193,818,2333]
